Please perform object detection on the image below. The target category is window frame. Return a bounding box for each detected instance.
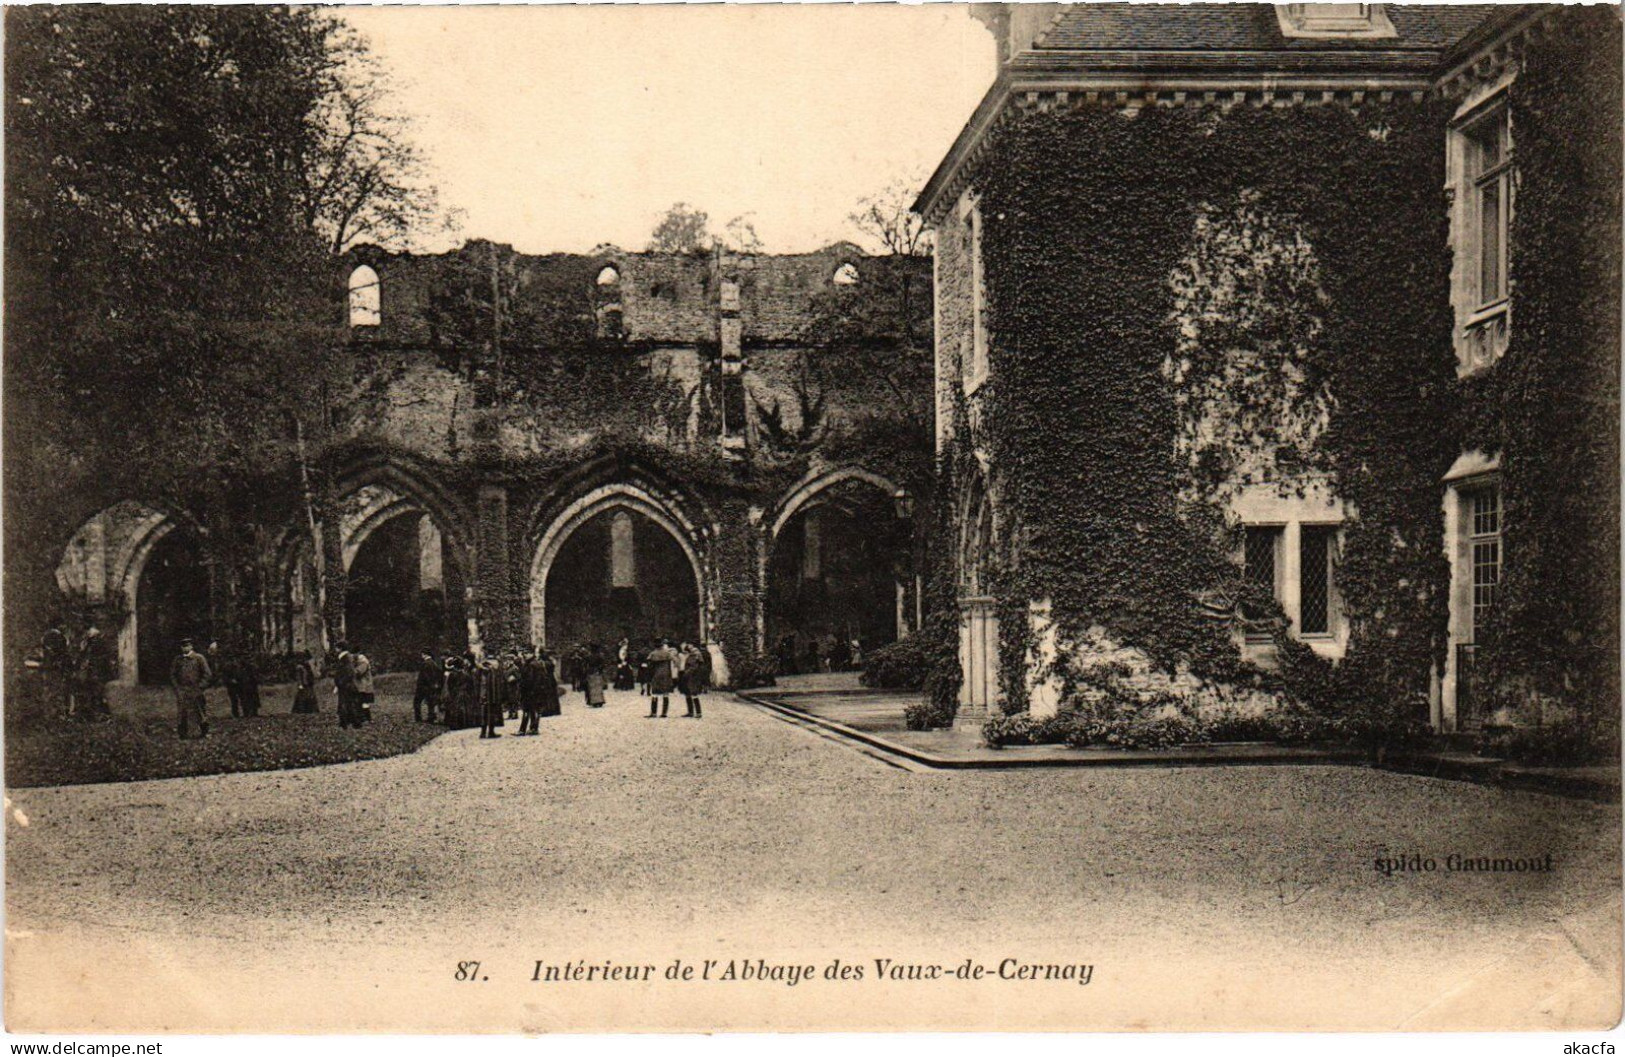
[959,194,989,395]
[1466,483,1502,643]
[1296,523,1341,639]
[1451,90,1514,374]
[347,264,382,328]
[1241,524,1285,642]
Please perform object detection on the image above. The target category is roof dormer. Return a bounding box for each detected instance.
[1275,4,1397,40]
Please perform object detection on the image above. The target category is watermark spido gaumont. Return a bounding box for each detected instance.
[1374,851,1555,877]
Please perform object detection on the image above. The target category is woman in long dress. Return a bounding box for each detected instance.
[291,651,319,714]
[536,650,562,718]
[583,645,607,709]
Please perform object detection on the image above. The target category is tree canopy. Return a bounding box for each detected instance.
[3,6,437,653]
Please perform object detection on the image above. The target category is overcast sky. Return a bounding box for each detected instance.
[341,4,997,255]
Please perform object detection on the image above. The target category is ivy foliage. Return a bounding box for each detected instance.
[1459,8,1622,728]
[957,95,1459,724]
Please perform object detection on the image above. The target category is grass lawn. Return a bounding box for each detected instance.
[5,673,445,787]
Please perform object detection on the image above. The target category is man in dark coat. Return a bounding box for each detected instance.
[40,620,71,719]
[645,639,678,718]
[679,641,710,719]
[478,658,503,739]
[516,649,544,736]
[332,642,357,728]
[413,650,442,723]
[74,623,117,720]
[208,641,240,718]
[171,638,212,738]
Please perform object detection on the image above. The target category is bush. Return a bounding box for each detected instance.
[729,652,778,691]
[861,637,929,690]
[1476,718,1621,767]
[982,711,1077,748]
[904,699,955,731]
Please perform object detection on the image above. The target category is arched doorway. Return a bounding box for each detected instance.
[530,484,706,653]
[766,474,906,674]
[544,507,699,651]
[135,525,209,684]
[56,501,208,685]
[343,508,467,672]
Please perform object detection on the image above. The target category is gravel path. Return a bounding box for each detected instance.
[7,689,1620,1032]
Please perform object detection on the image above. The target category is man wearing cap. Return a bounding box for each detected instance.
[170,638,212,738]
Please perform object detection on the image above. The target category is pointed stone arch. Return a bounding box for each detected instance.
[55,500,209,684]
[767,466,901,546]
[528,482,708,648]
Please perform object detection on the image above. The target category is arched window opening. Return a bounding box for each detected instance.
[610,510,637,588]
[596,265,621,287]
[348,265,381,327]
[833,262,860,286]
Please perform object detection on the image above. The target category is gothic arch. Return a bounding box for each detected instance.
[528,482,708,647]
[958,470,998,597]
[767,466,900,545]
[330,453,475,576]
[55,500,208,684]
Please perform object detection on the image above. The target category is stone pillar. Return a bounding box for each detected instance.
[718,275,748,455]
[320,508,347,647]
[475,483,515,652]
[84,513,108,603]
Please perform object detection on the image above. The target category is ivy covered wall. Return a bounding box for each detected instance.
[1457,7,1622,727]
[928,5,1620,736]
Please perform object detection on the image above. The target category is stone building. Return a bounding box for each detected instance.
[52,241,933,686]
[917,4,1620,733]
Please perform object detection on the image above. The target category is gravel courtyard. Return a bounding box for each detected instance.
[7,689,1620,1033]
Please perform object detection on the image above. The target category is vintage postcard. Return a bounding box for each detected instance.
[4,1,1621,1035]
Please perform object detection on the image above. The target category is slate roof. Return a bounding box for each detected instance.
[1034,4,1504,54]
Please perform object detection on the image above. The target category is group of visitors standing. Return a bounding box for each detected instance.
[128,627,713,740]
[639,638,710,719]
[35,618,117,723]
[776,631,863,676]
[331,641,376,728]
[409,647,563,738]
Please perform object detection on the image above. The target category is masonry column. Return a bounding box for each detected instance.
[475,483,515,652]
[320,507,347,647]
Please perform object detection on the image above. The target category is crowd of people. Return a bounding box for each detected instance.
[31,617,118,723]
[27,616,717,741]
[775,631,864,677]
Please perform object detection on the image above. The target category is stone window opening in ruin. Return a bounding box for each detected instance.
[833,262,860,286]
[610,510,637,589]
[596,265,621,287]
[348,265,381,327]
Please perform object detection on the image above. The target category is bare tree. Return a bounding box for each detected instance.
[299,21,438,253]
[720,213,764,254]
[849,171,932,257]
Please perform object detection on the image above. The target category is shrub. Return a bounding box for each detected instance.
[1476,718,1621,767]
[982,711,1077,748]
[861,637,929,690]
[1104,713,1208,750]
[904,699,955,731]
[729,652,778,690]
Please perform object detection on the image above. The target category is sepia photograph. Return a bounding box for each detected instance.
[3,0,1621,1036]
